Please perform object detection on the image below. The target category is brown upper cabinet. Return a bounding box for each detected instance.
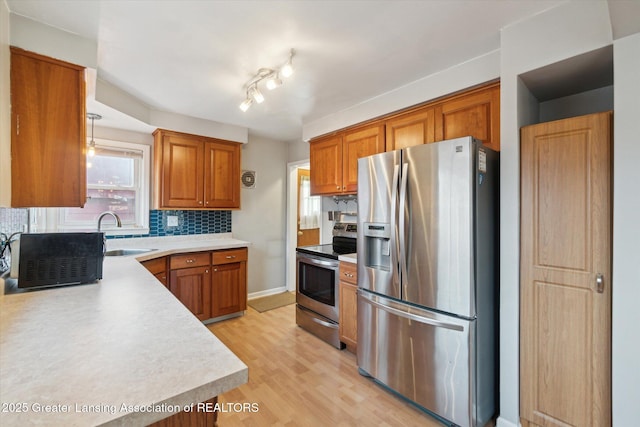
[436,83,500,152]
[153,129,241,210]
[310,123,385,196]
[385,106,437,151]
[10,47,87,207]
[309,82,500,196]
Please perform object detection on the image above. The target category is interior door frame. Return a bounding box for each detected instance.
[286,159,322,292]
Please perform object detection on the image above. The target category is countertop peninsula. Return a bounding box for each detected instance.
[0,234,250,426]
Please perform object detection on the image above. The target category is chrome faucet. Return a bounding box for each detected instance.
[97,211,122,232]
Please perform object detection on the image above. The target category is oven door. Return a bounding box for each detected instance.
[296,252,339,322]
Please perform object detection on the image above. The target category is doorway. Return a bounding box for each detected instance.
[286,160,322,292]
[296,168,320,247]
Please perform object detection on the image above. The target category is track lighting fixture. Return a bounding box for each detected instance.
[239,49,295,112]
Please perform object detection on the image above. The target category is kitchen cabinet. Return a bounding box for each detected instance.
[169,252,212,321]
[309,82,500,195]
[148,397,218,427]
[436,83,500,151]
[141,256,168,287]
[339,261,358,353]
[166,248,247,321]
[385,107,437,151]
[342,124,385,193]
[10,47,86,207]
[211,248,248,317]
[310,123,384,196]
[153,129,241,209]
[309,134,342,195]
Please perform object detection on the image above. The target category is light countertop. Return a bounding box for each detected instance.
[338,253,357,264]
[0,234,250,426]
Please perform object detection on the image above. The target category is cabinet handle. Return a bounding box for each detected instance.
[205,269,209,273]
[336,186,340,190]
[213,268,218,272]
[186,259,195,263]
[226,255,236,259]
[198,201,203,205]
[344,272,354,278]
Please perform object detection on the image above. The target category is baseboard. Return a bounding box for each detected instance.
[248,286,288,300]
[496,416,521,427]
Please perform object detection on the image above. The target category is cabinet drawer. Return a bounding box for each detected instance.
[170,252,210,269]
[212,248,248,265]
[339,261,357,285]
[141,257,167,275]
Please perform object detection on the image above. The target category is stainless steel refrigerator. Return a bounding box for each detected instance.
[356,136,498,427]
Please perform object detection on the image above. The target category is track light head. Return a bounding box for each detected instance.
[266,73,282,90]
[239,97,253,112]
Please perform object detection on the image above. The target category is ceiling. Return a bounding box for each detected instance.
[7,0,572,141]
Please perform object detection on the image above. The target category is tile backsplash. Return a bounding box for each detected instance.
[0,208,232,239]
[109,210,233,239]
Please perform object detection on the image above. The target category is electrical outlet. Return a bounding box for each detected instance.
[167,215,179,227]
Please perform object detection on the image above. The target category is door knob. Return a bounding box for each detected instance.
[297,231,303,236]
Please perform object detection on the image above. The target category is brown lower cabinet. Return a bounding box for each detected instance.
[339,261,358,353]
[147,396,218,427]
[141,257,169,287]
[155,248,248,322]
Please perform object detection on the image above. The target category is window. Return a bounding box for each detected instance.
[30,138,150,235]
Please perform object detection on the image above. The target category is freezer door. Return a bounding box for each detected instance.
[357,150,401,299]
[357,290,481,427]
[402,137,475,317]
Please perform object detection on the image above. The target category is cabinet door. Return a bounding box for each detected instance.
[385,107,436,152]
[204,140,241,209]
[339,281,358,352]
[161,133,204,208]
[309,134,343,195]
[141,257,168,287]
[10,47,86,207]
[436,84,500,151]
[343,124,385,193]
[170,266,211,321]
[211,261,247,317]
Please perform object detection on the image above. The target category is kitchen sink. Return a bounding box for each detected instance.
[104,248,157,257]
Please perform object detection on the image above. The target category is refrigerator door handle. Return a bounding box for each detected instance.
[360,291,464,332]
[390,164,401,285]
[398,162,409,289]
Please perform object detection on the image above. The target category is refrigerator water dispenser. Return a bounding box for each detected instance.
[363,223,391,271]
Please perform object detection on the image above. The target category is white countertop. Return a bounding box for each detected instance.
[338,253,357,263]
[0,234,250,426]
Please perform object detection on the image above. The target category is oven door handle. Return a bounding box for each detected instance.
[297,255,338,268]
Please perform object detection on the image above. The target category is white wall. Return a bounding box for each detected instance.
[302,50,500,141]
[232,136,288,296]
[287,140,310,163]
[0,0,10,207]
[612,32,640,427]
[539,85,613,122]
[499,2,613,426]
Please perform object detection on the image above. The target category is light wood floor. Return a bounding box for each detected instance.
[207,304,443,427]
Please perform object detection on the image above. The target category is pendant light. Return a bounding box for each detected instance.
[87,113,102,157]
